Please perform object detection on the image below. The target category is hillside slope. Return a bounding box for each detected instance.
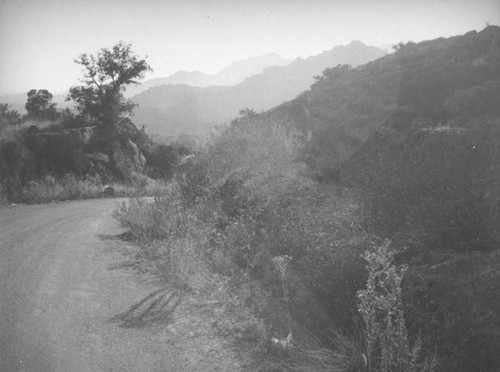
[255,26,500,180]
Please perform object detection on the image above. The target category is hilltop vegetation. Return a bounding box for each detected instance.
[116,26,500,371]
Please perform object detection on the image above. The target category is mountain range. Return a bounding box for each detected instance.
[131,41,387,136]
[124,53,291,97]
[0,53,290,116]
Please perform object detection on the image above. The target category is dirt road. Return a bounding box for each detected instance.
[0,199,241,372]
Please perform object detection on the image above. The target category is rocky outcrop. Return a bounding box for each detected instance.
[24,119,151,181]
[112,139,147,179]
[127,139,147,171]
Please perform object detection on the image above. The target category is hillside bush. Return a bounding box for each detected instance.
[146,142,191,180]
[116,117,379,369]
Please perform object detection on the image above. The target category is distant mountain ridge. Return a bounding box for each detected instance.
[132,41,387,136]
[124,53,291,97]
[0,53,290,114]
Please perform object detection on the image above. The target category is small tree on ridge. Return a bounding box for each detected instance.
[68,42,152,125]
[25,89,57,120]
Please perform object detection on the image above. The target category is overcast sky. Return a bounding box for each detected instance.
[1,0,499,95]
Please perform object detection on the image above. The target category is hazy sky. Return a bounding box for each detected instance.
[1,0,499,95]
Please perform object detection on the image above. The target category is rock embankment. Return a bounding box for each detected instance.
[25,119,151,180]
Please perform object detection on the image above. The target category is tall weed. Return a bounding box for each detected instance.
[357,241,437,372]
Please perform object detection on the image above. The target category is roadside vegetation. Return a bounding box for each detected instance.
[115,26,500,372]
[1,43,191,205]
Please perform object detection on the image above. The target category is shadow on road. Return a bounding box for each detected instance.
[98,231,135,242]
[100,230,184,328]
[108,287,183,328]
[99,231,139,270]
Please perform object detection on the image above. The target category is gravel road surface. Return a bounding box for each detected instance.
[0,199,240,372]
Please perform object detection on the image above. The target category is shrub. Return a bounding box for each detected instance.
[113,186,214,290]
[147,143,191,180]
[179,118,373,366]
[357,240,437,372]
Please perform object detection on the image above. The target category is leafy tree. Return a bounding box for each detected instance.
[25,89,57,120]
[231,107,258,125]
[68,42,152,125]
[148,144,181,179]
[238,107,257,118]
[0,103,21,125]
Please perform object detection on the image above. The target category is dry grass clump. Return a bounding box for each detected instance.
[13,174,103,203]
[114,187,214,292]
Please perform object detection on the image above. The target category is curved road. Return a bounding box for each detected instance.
[0,199,240,372]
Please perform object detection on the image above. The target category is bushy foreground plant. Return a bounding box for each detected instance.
[357,241,437,372]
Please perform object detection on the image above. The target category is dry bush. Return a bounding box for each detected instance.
[176,118,374,368]
[113,188,181,242]
[114,187,217,291]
